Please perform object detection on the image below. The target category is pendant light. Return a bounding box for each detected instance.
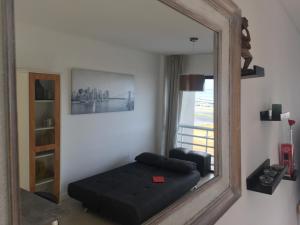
[180,37,205,91]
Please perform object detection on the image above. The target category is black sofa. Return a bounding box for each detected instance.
[169,148,212,176]
[68,153,200,225]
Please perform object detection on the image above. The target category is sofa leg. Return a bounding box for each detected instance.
[81,203,89,213]
[191,185,200,192]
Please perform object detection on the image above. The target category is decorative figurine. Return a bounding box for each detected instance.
[241,17,265,77]
[241,17,253,74]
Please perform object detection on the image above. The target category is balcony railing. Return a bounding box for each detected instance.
[177,124,214,171]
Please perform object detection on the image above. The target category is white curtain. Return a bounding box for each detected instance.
[161,55,183,156]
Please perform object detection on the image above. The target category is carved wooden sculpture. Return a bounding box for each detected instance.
[241,17,253,74]
[240,17,264,78]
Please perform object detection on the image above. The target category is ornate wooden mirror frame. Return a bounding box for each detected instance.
[1,0,241,224]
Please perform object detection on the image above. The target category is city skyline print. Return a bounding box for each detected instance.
[71,68,135,114]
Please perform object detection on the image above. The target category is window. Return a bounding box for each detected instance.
[177,79,214,170]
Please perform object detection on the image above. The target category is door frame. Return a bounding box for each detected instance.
[2,0,20,224]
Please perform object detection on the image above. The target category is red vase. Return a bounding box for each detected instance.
[279,144,294,177]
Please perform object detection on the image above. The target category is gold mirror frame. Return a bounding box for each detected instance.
[1,0,241,224]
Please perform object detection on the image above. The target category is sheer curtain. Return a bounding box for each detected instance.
[161,55,183,156]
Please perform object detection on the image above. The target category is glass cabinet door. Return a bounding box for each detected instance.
[29,73,60,203]
[35,150,55,193]
[34,80,55,147]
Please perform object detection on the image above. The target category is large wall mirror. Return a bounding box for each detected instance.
[2,0,241,224]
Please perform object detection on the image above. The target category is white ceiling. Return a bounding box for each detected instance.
[14,0,214,55]
[280,0,300,33]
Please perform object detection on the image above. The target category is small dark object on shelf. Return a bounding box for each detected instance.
[271,164,285,171]
[35,80,45,100]
[260,111,271,121]
[260,104,282,121]
[272,104,282,121]
[263,168,278,177]
[282,170,297,181]
[247,159,287,195]
[259,175,274,186]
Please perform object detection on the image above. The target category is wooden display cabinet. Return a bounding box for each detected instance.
[29,73,60,203]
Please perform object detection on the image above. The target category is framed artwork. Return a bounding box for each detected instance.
[71,68,135,114]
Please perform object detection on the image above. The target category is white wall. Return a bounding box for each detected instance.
[16,71,30,190]
[15,22,161,196]
[182,54,214,75]
[216,0,300,225]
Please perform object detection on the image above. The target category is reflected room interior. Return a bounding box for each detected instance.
[15,0,218,224]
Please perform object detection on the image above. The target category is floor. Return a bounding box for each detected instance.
[196,173,215,188]
[56,173,215,225]
[58,198,117,225]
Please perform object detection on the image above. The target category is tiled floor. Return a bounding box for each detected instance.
[58,198,118,225]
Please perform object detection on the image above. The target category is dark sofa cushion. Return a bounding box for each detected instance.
[169,147,190,158]
[169,148,212,176]
[162,158,197,174]
[135,152,197,174]
[135,152,166,167]
[187,151,211,176]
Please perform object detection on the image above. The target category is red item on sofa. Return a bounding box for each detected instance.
[152,176,165,183]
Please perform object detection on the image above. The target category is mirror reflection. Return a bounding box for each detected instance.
[15,0,217,224]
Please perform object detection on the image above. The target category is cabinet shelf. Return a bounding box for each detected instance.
[35,127,54,132]
[35,152,54,159]
[260,104,290,121]
[246,159,287,195]
[260,112,290,121]
[36,177,55,186]
[35,144,56,153]
[35,100,55,103]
